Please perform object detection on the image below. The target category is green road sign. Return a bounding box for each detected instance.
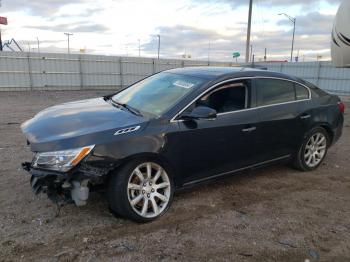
[232,52,240,58]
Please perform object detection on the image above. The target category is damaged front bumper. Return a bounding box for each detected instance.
[22,161,112,206]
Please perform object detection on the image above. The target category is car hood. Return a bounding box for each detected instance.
[21,97,146,150]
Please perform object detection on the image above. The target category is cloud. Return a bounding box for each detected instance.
[197,0,341,8]
[3,0,339,19]
[278,12,334,35]
[0,0,88,16]
[25,22,109,33]
[0,0,337,61]
[141,25,250,60]
[142,25,231,58]
[141,12,333,61]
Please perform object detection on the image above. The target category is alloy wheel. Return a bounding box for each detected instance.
[304,132,327,168]
[127,162,171,218]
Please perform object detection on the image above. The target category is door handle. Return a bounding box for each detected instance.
[300,114,311,119]
[242,126,256,132]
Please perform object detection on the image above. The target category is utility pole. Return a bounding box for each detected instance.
[296,49,300,62]
[208,41,211,64]
[138,39,141,57]
[245,0,253,63]
[157,34,160,59]
[0,3,8,52]
[250,45,253,63]
[0,28,2,51]
[279,13,296,62]
[37,37,40,53]
[0,0,1,51]
[64,32,73,54]
[291,18,296,62]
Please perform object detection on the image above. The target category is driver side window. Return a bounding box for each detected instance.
[194,80,251,114]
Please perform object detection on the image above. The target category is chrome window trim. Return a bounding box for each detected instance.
[170,76,312,123]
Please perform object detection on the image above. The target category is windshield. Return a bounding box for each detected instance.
[112,72,205,117]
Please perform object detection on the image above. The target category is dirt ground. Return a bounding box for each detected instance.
[0,90,349,262]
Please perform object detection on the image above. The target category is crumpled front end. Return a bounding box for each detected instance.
[19,95,148,208]
[22,156,115,206]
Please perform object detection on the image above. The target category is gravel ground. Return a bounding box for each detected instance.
[0,91,349,262]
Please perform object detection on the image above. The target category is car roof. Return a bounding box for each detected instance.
[166,66,300,82]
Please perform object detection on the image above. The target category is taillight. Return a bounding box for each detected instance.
[338,102,345,114]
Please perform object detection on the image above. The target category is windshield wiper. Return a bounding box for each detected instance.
[111,100,143,117]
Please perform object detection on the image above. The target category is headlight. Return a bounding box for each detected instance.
[32,145,95,172]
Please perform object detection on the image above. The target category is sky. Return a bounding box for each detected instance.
[0,0,342,62]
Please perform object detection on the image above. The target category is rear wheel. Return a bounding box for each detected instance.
[108,159,173,222]
[293,127,329,171]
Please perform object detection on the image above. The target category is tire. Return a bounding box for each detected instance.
[292,127,329,171]
[108,158,174,222]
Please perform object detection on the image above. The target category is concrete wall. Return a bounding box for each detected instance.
[0,52,349,95]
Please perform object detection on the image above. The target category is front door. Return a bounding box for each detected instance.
[174,79,260,184]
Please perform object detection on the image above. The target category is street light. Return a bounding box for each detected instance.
[64,32,73,54]
[157,34,160,59]
[279,13,296,62]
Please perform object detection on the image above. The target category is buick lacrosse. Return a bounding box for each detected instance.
[21,67,344,222]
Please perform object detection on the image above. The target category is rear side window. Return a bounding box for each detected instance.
[256,79,295,106]
[295,83,309,100]
[302,81,328,97]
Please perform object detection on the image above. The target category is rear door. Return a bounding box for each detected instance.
[294,82,314,137]
[253,78,305,162]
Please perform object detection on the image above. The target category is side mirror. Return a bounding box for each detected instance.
[180,106,217,120]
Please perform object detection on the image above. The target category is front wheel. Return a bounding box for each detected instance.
[108,159,174,222]
[293,127,329,171]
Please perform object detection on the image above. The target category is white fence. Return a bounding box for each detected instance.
[260,62,350,96]
[0,52,230,91]
[0,52,349,95]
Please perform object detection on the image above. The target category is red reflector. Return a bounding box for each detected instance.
[338,102,345,114]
